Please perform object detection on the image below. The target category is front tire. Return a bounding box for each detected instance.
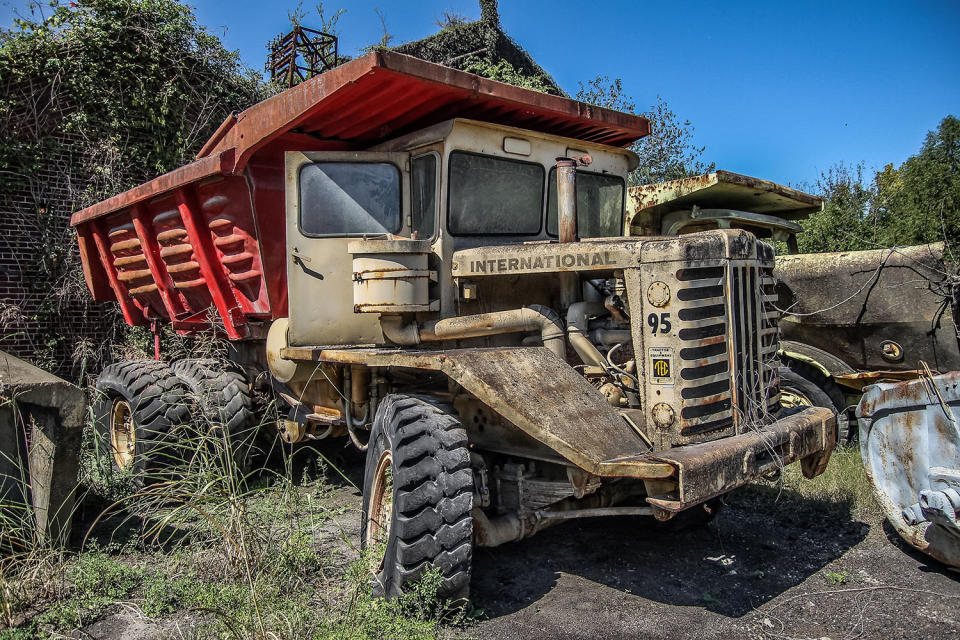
[361,394,474,602]
[93,360,190,480]
[779,361,851,445]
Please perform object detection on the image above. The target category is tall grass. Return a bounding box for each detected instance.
[2,372,457,639]
[738,444,881,522]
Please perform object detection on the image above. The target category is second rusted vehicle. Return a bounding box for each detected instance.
[70,52,834,600]
[628,171,960,443]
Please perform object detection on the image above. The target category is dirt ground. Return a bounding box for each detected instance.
[468,498,960,639]
[72,453,960,640]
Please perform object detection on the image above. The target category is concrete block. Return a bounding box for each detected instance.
[0,351,86,545]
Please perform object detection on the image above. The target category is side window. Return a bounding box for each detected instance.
[299,162,401,236]
[546,169,625,238]
[411,154,437,240]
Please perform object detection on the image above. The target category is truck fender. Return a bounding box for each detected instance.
[778,340,855,379]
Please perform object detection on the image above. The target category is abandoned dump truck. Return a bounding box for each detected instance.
[71,51,835,600]
[628,172,960,444]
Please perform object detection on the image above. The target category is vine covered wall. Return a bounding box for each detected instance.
[0,0,271,379]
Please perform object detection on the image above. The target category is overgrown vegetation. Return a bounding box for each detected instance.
[0,0,270,378]
[2,382,459,638]
[797,115,960,254]
[738,445,880,522]
[575,76,714,186]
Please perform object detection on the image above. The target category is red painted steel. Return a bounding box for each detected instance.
[70,51,651,335]
[174,189,247,339]
[90,221,145,327]
[131,204,185,320]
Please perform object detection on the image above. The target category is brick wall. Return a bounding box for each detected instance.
[0,131,116,381]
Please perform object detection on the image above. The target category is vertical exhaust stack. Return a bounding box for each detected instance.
[556,157,579,244]
[555,155,592,308]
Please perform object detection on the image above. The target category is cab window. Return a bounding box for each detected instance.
[546,169,625,238]
[411,154,437,239]
[448,151,544,235]
[299,162,401,236]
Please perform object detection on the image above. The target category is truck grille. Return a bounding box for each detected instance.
[677,262,779,438]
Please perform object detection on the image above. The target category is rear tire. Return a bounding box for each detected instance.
[172,359,257,472]
[361,394,474,602]
[779,361,851,445]
[93,360,190,480]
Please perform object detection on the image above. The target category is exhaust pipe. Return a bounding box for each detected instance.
[556,155,592,308]
[556,157,579,244]
[380,304,566,360]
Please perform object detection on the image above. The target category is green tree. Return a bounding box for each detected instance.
[576,76,714,185]
[796,163,879,253]
[878,115,960,249]
[795,116,960,254]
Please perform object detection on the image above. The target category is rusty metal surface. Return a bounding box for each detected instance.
[833,369,923,392]
[857,372,960,567]
[646,406,835,510]
[776,244,960,373]
[72,51,649,229]
[279,344,835,503]
[627,170,822,235]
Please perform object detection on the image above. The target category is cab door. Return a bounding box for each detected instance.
[285,151,410,347]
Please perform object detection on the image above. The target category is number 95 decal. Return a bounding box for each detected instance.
[647,312,672,334]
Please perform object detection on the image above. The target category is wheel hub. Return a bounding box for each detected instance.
[779,388,812,410]
[110,398,136,469]
[366,449,394,570]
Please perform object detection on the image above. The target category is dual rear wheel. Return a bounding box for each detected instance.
[93,359,254,478]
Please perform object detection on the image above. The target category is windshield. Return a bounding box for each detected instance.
[448,151,544,235]
[547,169,625,238]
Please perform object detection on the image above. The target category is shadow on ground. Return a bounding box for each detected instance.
[471,486,870,620]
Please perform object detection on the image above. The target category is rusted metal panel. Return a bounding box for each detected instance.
[627,170,822,236]
[647,406,835,510]
[278,344,835,505]
[857,372,960,567]
[452,240,639,277]
[777,244,960,373]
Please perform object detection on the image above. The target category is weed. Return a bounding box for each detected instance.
[737,444,880,521]
[701,592,723,608]
[824,570,850,585]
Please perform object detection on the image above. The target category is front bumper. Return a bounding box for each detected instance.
[643,406,836,512]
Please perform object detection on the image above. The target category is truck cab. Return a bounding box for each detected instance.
[282,118,636,347]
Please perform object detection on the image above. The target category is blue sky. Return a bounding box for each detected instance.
[3,0,958,188]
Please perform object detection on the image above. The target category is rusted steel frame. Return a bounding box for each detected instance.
[173,188,247,339]
[70,151,234,227]
[645,406,836,511]
[75,225,114,301]
[89,219,145,326]
[130,204,184,319]
[196,114,237,159]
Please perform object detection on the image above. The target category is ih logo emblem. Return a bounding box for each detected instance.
[648,346,674,384]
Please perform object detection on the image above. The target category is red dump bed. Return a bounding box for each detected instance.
[70,51,650,339]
